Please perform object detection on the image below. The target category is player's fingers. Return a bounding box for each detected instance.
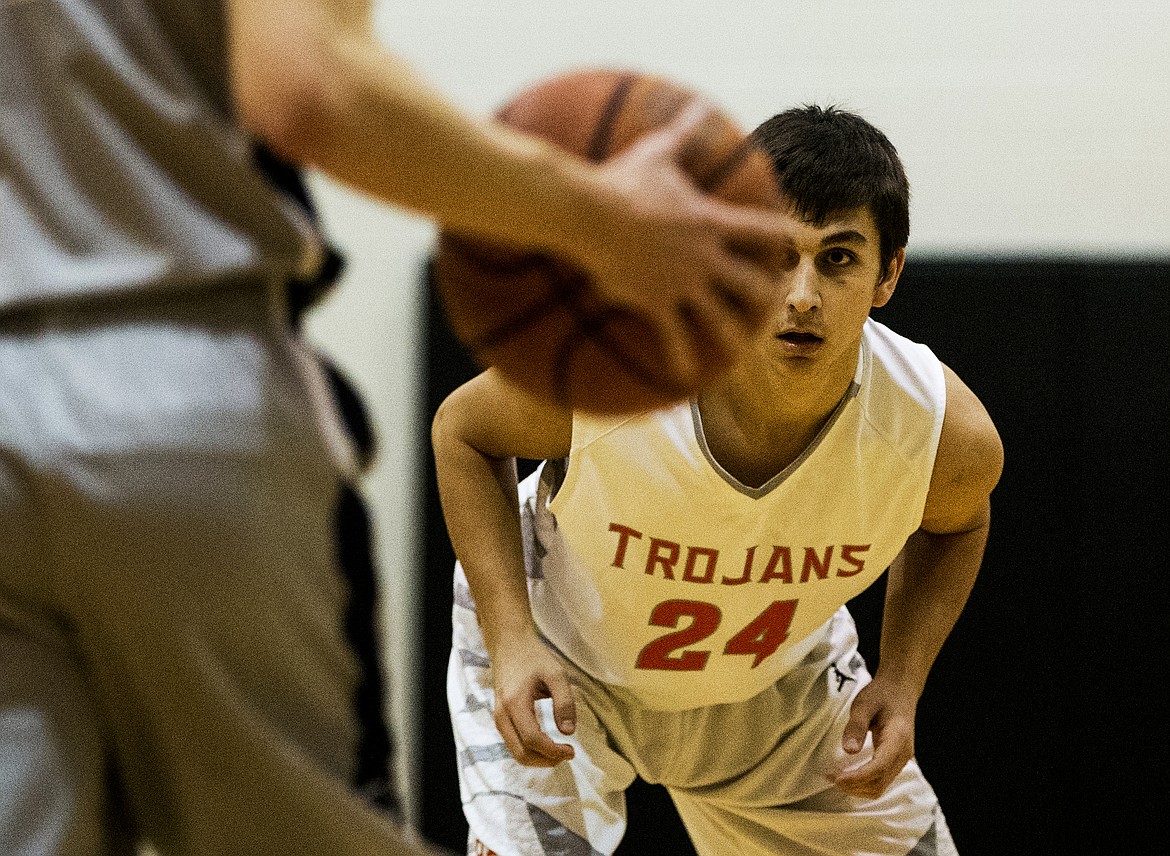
[834,760,887,799]
[637,97,719,159]
[709,253,781,327]
[492,708,533,766]
[835,747,906,799]
[837,728,912,798]
[497,709,563,768]
[677,293,742,373]
[511,695,575,765]
[708,201,796,268]
[842,721,869,756]
[842,694,879,755]
[545,671,578,736]
[650,311,705,392]
[494,683,567,767]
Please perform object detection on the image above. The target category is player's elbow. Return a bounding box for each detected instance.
[231,27,352,165]
[237,67,347,165]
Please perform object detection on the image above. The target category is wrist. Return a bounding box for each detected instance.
[871,663,929,699]
[482,612,541,658]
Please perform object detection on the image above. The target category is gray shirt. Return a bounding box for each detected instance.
[0,0,316,314]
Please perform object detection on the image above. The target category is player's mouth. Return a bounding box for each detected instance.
[775,329,825,354]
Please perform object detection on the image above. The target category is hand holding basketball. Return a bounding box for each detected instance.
[581,99,782,379]
[433,68,784,414]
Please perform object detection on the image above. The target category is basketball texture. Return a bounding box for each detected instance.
[433,68,780,415]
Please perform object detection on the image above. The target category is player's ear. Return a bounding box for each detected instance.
[872,247,904,308]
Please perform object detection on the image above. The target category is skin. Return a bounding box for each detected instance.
[432,202,1005,796]
[226,0,798,390]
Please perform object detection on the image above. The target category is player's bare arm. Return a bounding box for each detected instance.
[835,363,1004,799]
[226,0,787,388]
[431,369,577,767]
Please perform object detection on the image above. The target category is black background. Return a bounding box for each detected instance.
[413,258,1168,854]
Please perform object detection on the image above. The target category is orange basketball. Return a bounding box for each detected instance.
[432,68,779,414]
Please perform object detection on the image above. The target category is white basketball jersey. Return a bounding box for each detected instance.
[520,318,946,711]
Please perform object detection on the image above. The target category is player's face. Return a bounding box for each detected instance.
[760,204,902,372]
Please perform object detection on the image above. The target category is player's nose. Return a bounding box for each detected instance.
[786,261,820,313]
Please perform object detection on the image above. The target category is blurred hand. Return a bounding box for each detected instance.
[580,99,788,390]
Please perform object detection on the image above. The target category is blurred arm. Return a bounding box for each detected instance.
[226,0,787,387]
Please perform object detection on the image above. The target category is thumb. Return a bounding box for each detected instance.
[842,697,875,755]
[545,670,577,735]
[640,97,719,158]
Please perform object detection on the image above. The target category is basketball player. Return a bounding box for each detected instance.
[0,1,796,855]
[434,106,1004,855]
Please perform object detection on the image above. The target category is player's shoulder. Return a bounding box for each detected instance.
[925,363,1004,527]
[863,318,945,390]
[432,368,573,461]
[868,320,1001,473]
[939,364,1003,470]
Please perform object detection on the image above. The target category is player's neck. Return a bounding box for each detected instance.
[719,341,856,427]
[698,360,855,487]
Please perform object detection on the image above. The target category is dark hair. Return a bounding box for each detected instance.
[751,105,910,273]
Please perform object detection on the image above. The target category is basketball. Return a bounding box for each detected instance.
[432,67,780,414]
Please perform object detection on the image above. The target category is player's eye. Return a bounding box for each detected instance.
[823,248,856,266]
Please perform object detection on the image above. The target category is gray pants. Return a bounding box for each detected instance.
[0,283,410,855]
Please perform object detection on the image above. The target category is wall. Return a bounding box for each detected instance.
[298,0,1169,845]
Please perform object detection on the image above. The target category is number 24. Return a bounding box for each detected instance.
[635,599,797,672]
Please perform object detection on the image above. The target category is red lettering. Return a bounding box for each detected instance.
[837,544,871,577]
[759,546,793,584]
[608,523,642,568]
[635,600,721,671]
[637,599,801,672]
[613,533,871,585]
[682,547,718,584]
[800,546,833,582]
[722,546,755,586]
[723,600,797,667]
[645,538,679,579]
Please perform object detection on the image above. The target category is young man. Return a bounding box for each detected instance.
[0,1,793,855]
[433,106,1004,855]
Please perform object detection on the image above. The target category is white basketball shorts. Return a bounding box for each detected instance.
[448,562,957,856]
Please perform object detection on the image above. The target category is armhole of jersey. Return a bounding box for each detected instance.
[538,456,569,509]
[547,414,586,516]
[907,339,948,516]
[930,351,947,465]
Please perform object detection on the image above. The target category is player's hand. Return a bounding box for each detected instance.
[833,676,918,799]
[490,631,577,767]
[582,100,788,390]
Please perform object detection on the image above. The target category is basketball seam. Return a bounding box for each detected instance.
[698,135,762,195]
[440,237,548,276]
[468,287,566,352]
[586,72,638,163]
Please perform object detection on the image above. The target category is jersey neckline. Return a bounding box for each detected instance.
[689,335,867,499]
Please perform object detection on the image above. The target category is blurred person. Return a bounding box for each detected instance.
[0,1,794,854]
